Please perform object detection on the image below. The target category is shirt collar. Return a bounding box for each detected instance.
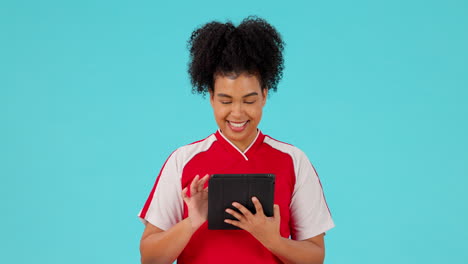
[215,129,264,161]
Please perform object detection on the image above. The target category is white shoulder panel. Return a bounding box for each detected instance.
[264,136,335,240]
[138,134,217,230]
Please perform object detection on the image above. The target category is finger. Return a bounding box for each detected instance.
[273,204,280,220]
[201,174,210,183]
[252,196,264,215]
[232,202,253,218]
[190,175,200,195]
[224,219,242,229]
[200,174,210,188]
[182,187,189,202]
[197,174,209,192]
[202,187,209,199]
[225,208,245,221]
[197,179,204,192]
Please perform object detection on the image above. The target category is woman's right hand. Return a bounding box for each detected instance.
[182,174,210,231]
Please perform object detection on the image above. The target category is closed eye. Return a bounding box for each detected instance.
[221,101,232,104]
[244,101,256,104]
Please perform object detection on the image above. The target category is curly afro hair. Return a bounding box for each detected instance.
[187,16,285,95]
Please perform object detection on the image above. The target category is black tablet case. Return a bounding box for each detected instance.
[208,174,275,230]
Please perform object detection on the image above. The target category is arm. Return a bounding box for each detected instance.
[140,218,200,264]
[225,198,326,264]
[264,233,325,264]
[140,175,209,264]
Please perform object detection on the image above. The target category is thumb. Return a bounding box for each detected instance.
[273,204,280,220]
[182,187,190,204]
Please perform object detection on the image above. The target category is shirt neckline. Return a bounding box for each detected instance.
[215,129,264,161]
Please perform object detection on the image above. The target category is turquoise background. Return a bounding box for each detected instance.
[1,0,467,263]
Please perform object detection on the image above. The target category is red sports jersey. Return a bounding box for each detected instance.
[138,130,334,264]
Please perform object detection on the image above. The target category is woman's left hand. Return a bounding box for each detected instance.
[224,197,281,247]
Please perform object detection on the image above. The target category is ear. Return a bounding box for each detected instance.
[261,88,268,106]
[209,89,214,107]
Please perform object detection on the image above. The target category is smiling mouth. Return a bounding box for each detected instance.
[229,121,248,127]
[227,120,249,131]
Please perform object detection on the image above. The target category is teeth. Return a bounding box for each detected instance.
[229,121,247,128]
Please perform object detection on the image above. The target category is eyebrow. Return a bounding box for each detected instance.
[216,92,259,98]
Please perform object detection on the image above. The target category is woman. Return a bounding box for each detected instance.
[138,16,334,264]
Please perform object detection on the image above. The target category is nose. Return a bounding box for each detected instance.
[230,101,243,118]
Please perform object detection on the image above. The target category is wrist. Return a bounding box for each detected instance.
[186,216,203,231]
[263,234,283,251]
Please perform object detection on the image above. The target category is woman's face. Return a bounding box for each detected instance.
[210,72,267,152]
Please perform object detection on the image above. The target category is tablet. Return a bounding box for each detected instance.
[208,174,275,230]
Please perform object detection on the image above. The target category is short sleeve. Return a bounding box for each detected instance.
[290,150,335,240]
[137,151,184,230]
